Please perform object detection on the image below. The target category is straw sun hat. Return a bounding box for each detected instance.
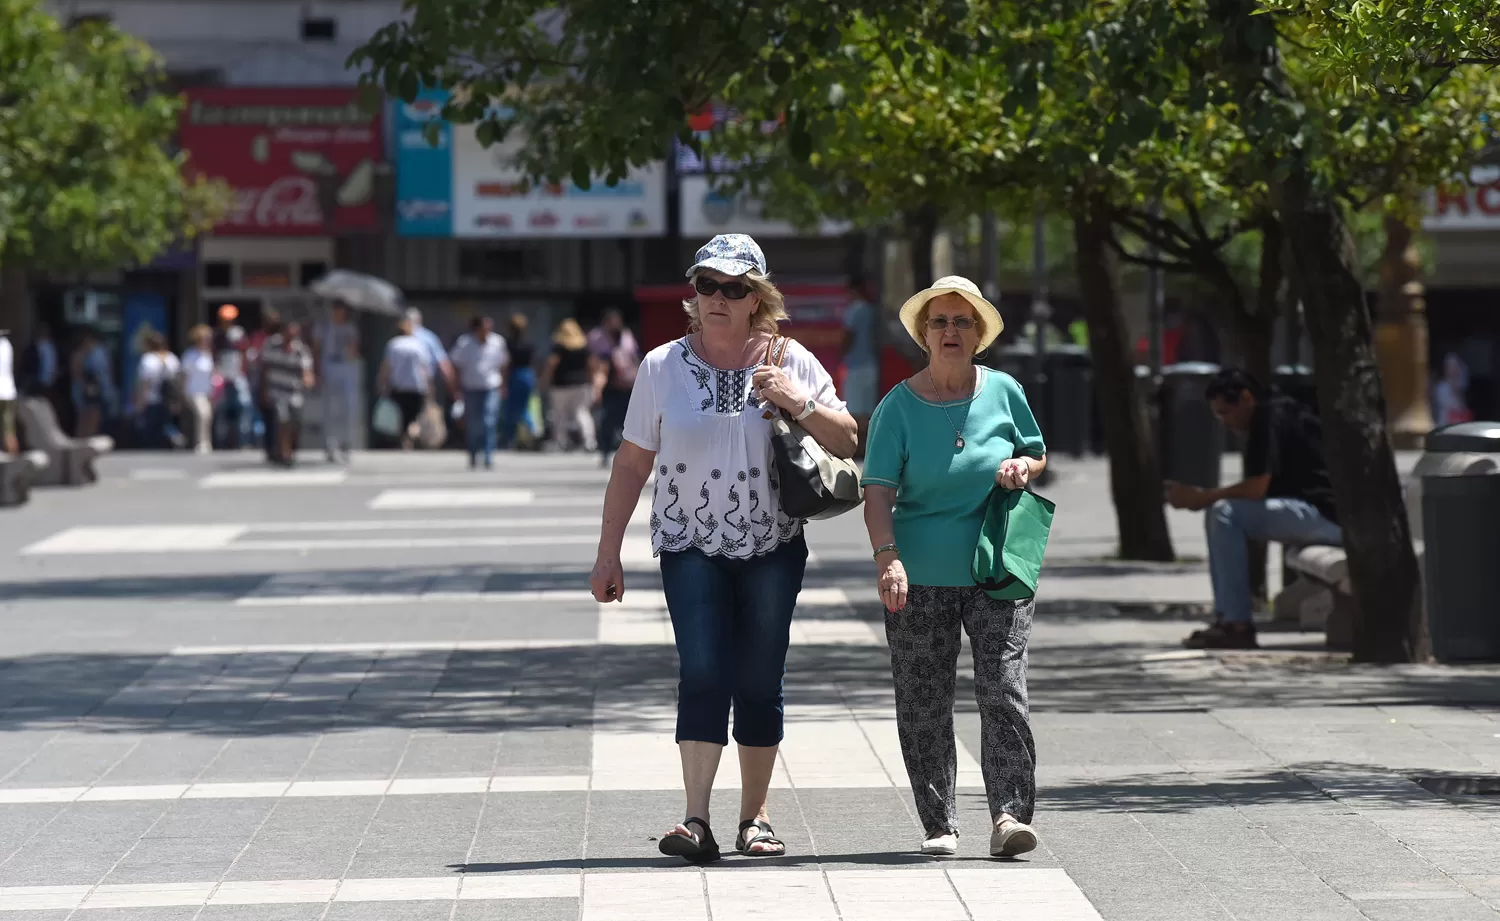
[898,275,1004,354]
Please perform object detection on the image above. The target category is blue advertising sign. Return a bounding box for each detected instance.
[394,89,453,237]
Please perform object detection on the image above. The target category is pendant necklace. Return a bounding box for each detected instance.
[928,367,974,450]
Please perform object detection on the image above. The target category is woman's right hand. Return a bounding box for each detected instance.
[877,556,908,613]
[590,553,625,603]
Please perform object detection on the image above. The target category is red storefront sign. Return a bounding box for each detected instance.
[180,88,383,235]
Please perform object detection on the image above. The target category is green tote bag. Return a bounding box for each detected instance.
[971,486,1057,601]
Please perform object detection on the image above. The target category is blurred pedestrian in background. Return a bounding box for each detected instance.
[498,313,539,450]
[18,323,61,418]
[450,315,508,470]
[589,307,640,467]
[71,327,115,439]
[1432,352,1473,426]
[0,330,16,455]
[543,318,596,452]
[212,304,250,450]
[317,301,362,463]
[180,325,217,454]
[861,275,1047,859]
[841,278,880,456]
[405,307,457,406]
[378,314,432,452]
[133,331,183,450]
[259,319,315,467]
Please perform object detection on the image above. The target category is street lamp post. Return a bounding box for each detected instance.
[1031,203,1052,486]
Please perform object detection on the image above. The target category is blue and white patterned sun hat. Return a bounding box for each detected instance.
[684,234,768,278]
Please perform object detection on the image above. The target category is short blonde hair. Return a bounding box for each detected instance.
[682,270,788,336]
[914,299,991,354]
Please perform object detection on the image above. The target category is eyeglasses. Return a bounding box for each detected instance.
[694,276,754,300]
[926,316,976,331]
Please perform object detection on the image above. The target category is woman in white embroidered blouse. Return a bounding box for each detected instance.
[590,234,856,862]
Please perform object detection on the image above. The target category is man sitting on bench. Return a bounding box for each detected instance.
[1164,368,1341,649]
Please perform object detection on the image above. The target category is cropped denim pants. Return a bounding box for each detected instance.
[658,534,809,748]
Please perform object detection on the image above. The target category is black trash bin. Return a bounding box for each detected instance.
[1159,362,1224,488]
[992,344,1049,434]
[1044,345,1093,457]
[1419,422,1500,663]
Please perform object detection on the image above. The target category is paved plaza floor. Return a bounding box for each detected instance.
[0,450,1496,920]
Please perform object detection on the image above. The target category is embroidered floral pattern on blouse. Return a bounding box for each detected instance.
[677,341,755,415]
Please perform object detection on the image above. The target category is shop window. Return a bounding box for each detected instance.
[458,244,548,283]
[241,262,294,289]
[301,17,337,41]
[299,261,329,287]
[203,261,233,289]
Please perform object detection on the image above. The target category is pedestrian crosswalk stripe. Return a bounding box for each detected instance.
[0,868,1100,916]
[368,488,533,509]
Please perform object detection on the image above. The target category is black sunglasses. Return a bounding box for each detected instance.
[694,276,754,300]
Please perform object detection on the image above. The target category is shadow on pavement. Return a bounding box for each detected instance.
[1036,762,1476,813]
[449,851,1009,872]
[0,639,1498,737]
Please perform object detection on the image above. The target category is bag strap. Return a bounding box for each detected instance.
[765,335,791,368]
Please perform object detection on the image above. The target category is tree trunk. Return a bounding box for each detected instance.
[1072,191,1176,562]
[0,264,32,345]
[1375,210,1432,448]
[1276,173,1427,663]
[906,204,938,290]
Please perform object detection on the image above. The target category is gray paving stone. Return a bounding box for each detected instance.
[454,898,580,921]
[397,730,500,776]
[323,902,457,921]
[198,906,327,921]
[66,909,201,921]
[0,736,141,787]
[145,799,279,840]
[101,835,246,883]
[493,729,590,774]
[294,728,412,780]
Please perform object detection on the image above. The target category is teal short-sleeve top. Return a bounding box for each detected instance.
[860,368,1046,587]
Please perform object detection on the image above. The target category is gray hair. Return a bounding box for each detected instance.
[404,307,423,326]
[682,270,788,336]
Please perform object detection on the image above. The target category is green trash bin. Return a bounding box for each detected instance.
[1420,422,1500,663]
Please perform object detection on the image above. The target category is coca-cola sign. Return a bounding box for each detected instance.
[180,88,384,236]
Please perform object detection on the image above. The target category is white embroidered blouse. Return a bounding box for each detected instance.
[623,336,847,559]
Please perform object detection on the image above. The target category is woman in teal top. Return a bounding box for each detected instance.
[861,275,1047,860]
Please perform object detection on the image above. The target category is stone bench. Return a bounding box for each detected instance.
[0,450,50,507]
[16,397,113,486]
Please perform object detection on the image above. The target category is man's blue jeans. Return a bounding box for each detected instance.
[658,535,809,747]
[1207,498,1342,623]
[464,388,500,466]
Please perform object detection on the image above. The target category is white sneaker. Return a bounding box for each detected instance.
[990,819,1038,857]
[921,832,958,856]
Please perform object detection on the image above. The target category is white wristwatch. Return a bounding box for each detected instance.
[793,399,817,422]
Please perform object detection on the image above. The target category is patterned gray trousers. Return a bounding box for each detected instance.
[884,585,1036,836]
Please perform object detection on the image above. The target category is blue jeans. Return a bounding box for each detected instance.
[137,402,180,449]
[598,387,631,457]
[658,535,809,747]
[465,388,500,466]
[498,368,537,449]
[1207,498,1342,622]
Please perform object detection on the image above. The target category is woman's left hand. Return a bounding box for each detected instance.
[996,458,1031,490]
[752,364,807,413]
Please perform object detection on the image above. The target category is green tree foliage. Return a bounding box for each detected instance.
[0,0,226,278]
[356,0,1499,659]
